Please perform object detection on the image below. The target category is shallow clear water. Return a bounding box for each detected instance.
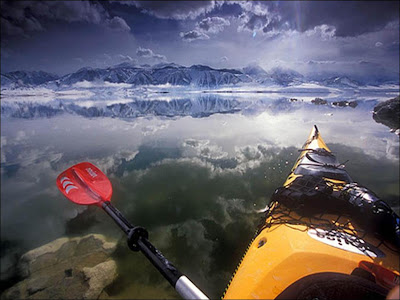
[1,91,399,298]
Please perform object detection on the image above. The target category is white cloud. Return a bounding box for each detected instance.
[117,54,134,62]
[197,17,230,34]
[183,139,228,160]
[375,41,383,47]
[307,60,336,65]
[136,47,166,60]
[306,24,336,40]
[220,56,229,62]
[180,30,210,42]
[234,1,281,34]
[105,16,131,32]
[141,123,170,136]
[71,80,132,89]
[15,130,27,142]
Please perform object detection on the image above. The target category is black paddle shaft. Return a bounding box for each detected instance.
[101,201,183,287]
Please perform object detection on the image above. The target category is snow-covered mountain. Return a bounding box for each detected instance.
[242,65,269,77]
[242,65,272,85]
[1,63,397,89]
[42,63,251,88]
[1,74,14,87]
[1,71,59,87]
[318,76,362,88]
[241,65,305,86]
[267,67,305,86]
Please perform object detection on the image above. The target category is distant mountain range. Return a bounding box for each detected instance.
[1,62,398,89]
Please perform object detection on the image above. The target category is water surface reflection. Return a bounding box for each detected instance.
[1,93,399,298]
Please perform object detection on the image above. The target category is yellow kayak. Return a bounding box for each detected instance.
[224,125,400,299]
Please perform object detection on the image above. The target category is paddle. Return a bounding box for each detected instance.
[57,162,208,300]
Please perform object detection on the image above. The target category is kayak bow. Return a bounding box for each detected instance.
[224,125,400,299]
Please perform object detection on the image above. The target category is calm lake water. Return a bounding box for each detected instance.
[1,91,399,298]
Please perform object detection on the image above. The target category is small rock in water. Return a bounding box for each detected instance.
[311,98,327,105]
[1,234,117,300]
[332,101,347,107]
[332,100,358,108]
[348,101,358,108]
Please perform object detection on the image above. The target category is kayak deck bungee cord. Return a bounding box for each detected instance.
[223,125,400,299]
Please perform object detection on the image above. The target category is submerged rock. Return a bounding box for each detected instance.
[0,240,24,284]
[373,95,400,134]
[1,234,117,299]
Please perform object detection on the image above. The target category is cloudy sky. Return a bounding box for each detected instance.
[1,1,399,78]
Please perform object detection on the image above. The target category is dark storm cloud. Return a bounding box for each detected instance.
[0,1,130,37]
[237,1,400,37]
[116,1,217,20]
[180,30,210,42]
[1,17,37,36]
[197,17,230,34]
[221,1,399,37]
[136,47,166,60]
[114,1,399,37]
[290,1,399,37]
[1,0,398,76]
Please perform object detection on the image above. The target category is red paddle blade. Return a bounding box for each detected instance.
[56,162,112,206]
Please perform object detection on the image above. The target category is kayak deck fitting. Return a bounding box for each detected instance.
[224,125,400,299]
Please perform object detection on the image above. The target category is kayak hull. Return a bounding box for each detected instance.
[224,222,399,299]
[224,126,400,299]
